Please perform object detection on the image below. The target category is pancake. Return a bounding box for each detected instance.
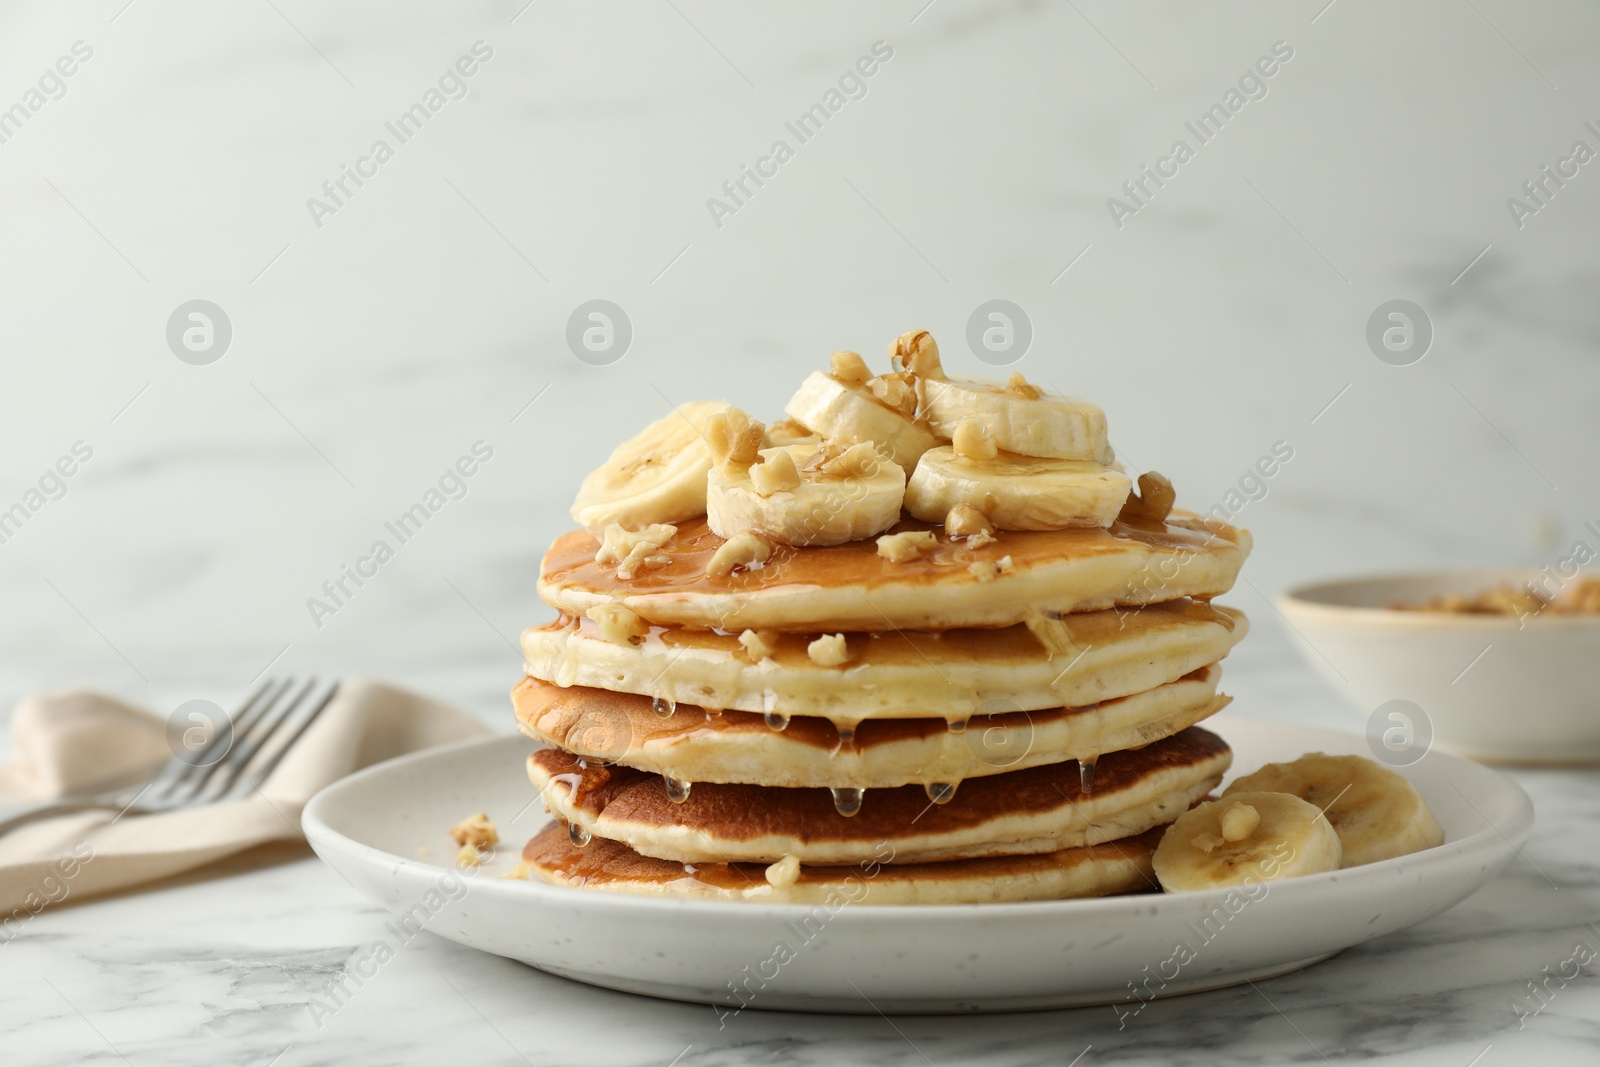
[523,599,1247,718]
[526,726,1231,865]
[512,665,1229,789]
[538,513,1250,633]
[521,822,1163,904]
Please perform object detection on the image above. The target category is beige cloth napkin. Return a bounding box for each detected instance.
[0,680,488,919]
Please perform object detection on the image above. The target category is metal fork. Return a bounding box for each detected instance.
[0,677,339,839]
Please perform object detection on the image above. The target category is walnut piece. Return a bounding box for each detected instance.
[877,529,939,563]
[708,531,772,577]
[821,441,885,479]
[951,419,998,461]
[765,418,816,446]
[888,329,944,379]
[1119,471,1176,524]
[765,853,801,888]
[739,628,779,661]
[449,812,500,850]
[456,844,483,867]
[967,555,1014,583]
[589,602,649,645]
[867,372,919,418]
[499,861,532,881]
[1220,802,1260,842]
[706,406,765,470]
[595,522,676,580]
[807,633,851,667]
[830,350,872,385]
[944,503,993,540]
[1006,371,1043,400]
[749,449,802,496]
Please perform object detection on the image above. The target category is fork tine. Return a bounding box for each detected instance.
[145,678,296,805]
[193,678,319,804]
[223,680,339,800]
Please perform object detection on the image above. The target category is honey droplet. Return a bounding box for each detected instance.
[764,711,790,732]
[830,786,864,817]
[1078,754,1098,795]
[651,696,676,718]
[946,717,969,734]
[925,781,958,805]
[836,723,857,745]
[664,775,692,803]
[567,823,592,847]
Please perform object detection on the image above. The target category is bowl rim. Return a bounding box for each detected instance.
[1278,567,1600,629]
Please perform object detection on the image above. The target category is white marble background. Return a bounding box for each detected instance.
[1,0,1598,1063]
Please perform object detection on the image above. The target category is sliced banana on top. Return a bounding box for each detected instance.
[921,373,1113,464]
[1153,792,1342,892]
[906,446,1131,531]
[785,369,939,474]
[706,441,906,547]
[1224,754,1444,868]
[570,399,726,535]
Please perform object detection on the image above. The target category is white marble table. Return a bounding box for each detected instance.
[3,0,1600,1062]
[3,650,1597,1067]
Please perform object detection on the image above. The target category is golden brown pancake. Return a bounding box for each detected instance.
[521,822,1164,904]
[537,513,1250,633]
[512,665,1229,789]
[526,726,1231,865]
[522,599,1247,718]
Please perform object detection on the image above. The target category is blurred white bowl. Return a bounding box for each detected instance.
[1279,569,1600,765]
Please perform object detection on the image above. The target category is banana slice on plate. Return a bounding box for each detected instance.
[570,400,726,534]
[906,446,1132,530]
[1153,792,1343,892]
[1224,754,1444,868]
[921,373,1113,463]
[785,367,939,473]
[707,441,906,547]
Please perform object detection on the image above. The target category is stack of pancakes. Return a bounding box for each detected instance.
[513,336,1251,904]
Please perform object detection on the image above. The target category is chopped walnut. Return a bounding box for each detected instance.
[750,449,802,496]
[456,844,483,867]
[765,853,801,888]
[830,350,872,385]
[595,523,676,580]
[499,861,532,881]
[589,602,649,645]
[877,530,939,563]
[807,633,851,667]
[708,531,772,577]
[951,420,999,461]
[1006,371,1043,400]
[1119,471,1176,524]
[867,372,919,418]
[739,628,779,661]
[821,441,886,479]
[967,555,1014,583]
[706,406,765,470]
[888,329,945,379]
[449,812,500,850]
[1220,802,1261,842]
[944,503,993,540]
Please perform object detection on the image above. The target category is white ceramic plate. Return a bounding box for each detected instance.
[302,715,1531,1013]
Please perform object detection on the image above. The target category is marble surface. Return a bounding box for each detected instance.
[2,0,1599,1062]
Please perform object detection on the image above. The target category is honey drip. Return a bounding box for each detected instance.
[924,781,958,805]
[764,711,790,732]
[567,823,592,847]
[651,696,676,718]
[1078,754,1098,794]
[830,786,864,817]
[946,717,968,734]
[663,776,692,803]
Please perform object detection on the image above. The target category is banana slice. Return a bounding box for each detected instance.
[906,447,1132,530]
[785,370,939,473]
[921,375,1113,463]
[706,442,906,547]
[570,400,725,534]
[1224,754,1443,868]
[1153,792,1342,892]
